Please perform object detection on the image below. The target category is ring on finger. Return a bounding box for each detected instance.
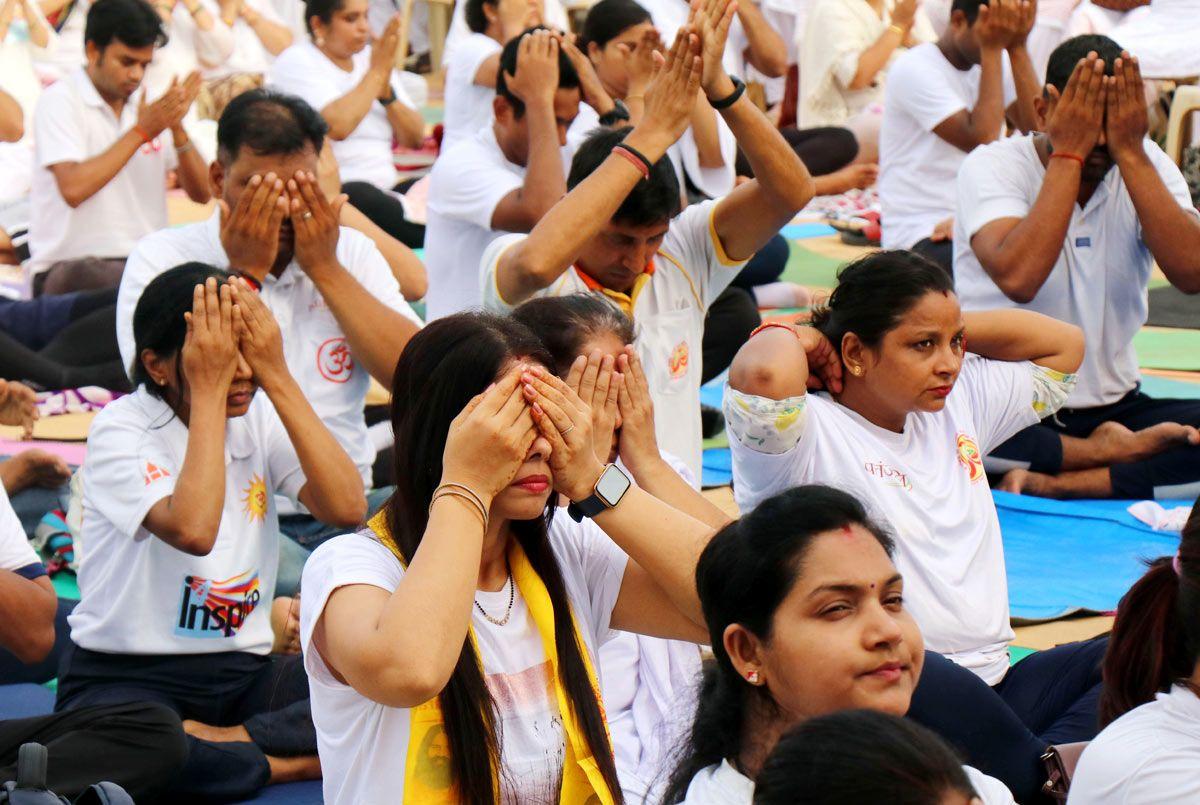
[561,424,575,435]
[302,211,314,221]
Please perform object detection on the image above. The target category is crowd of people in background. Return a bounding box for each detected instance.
[0,0,1198,800]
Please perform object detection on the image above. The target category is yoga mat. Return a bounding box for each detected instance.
[0,438,87,465]
[234,781,324,805]
[995,490,1186,623]
[52,574,79,600]
[781,222,837,239]
[1134,327,1200,371]
[1146,284,1200,329]
[0,684,55,720]
[0,412,94,443]
[780,239,843,289]
[702,447,732,489]
[1140,373,1200,399]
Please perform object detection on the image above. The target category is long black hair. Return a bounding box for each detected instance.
[662,486,896,803]
[578,0,651,52]
[753,710,977,805]
[511,294,635,376]
[130,262,232,399]
[386,312,623,803]
[810,250,954,357]
[1100,498,1200,725]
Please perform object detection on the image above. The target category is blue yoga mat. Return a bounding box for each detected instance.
[781,222,837,240]
[995,490,1186,622]
[0,684,55,720]
[1140,375,1200,399]
[234,781,324,804]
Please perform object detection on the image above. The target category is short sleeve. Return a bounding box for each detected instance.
[269,49,343,111]
[85,410,179,537]
[478,232,528,312]
[956,144,1033,240]
[341,229,423,324]
[34,87,86,168]
[963,766,1015,805]
[300,532,404,684]
[0,486,42,577]
[258,400,306,505]
[548,518,628,647]
[955,356,1043,453]
[118,233,195,375]
[661,201,748,308]
[1148,142,1200,218]
[427,140,523,231]
[448,34,500,88]
[888,50,968,132]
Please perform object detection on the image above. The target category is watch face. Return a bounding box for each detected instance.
[595,465,632,507]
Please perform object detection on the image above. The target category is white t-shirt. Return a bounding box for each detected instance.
[299,520,629,805]
[69,388,304,655]
[725,357,1066,685]
[29,68,177,276]
[441,32,502,151]
[1111,0,1200,80]
[267,41,416,189]
[953,135,1198,408]
[33,0,87,80]
[481,200,748,483]
[117,212,422,496]
[443,0,569,66]
[1069,684,1200,804]
[0,484,43,580]
[680,759,1014,804]
[879,42,1015,250]
[423,125,526,320]
[197,0,284,78]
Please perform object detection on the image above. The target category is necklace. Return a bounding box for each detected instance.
[475,567,515,627]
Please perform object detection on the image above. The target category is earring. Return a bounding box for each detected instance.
[157,378,166,386]
[850,366,863,377]
[746,670,760,685]
[315,35,325,46]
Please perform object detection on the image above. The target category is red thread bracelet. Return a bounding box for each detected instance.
[1050,152,1084,166]
[749,322,800,340]
[133,125,153,144]
[611,146,650,180]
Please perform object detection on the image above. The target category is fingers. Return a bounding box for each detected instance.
[565,354,586,395]
[218,280,234,339]
[577,350,601,409]
[496,378,531,426]
[479,365,525,416]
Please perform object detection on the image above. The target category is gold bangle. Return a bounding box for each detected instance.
[888,23,906,37]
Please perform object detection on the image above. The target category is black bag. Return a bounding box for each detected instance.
[0,744,132,805]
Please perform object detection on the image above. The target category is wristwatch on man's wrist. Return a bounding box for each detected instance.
[379,89,398,107]
[597,99,631,127]
[568,464,632,522]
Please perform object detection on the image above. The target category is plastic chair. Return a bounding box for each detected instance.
[1165,84,1200,167]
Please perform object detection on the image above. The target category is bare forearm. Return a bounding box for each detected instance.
[962,309,1084,373]
[0,573,55,663]
[850,30,902,90]
[245,12,291,54]
[965,47,1006,147]
[155,395,229,553]
[21,0,49,47]
[1007,45,1039,133]
[311,263,419,383]
[736,2,787,77]
[322,73,386,140]
[1119,149,1200,292]
[52,129,144,207]
[0,91,21,142]
[510,99,567,226]
[722,92,813,211]
[689,99,725,168]
[175,133,212,203]
[385,98,424,148]
[340,203,427,299]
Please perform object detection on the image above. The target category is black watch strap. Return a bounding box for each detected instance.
[709,76,746,110]
[379,90,397,107]
[597,99,631,127]
[568,496,608,523]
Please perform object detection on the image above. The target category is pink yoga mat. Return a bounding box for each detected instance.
[0,438,87,466]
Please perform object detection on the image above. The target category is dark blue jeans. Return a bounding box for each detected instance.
[55,645,313,802]
[908,638,1106,804]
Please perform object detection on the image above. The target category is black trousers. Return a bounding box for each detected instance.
[0,701,188,802]
[342,180,425,249]
[912,237,953,280]
[702,285,761,384]
[0,289,129,391]
[56,645,313,802]
[735,126,859,179]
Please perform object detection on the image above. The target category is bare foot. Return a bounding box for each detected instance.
[183,720,252,743]
[1092,421,1200,463]
[267,754,321,784]
[998,467,1113,499]
[813,163,879,196]
[997,468,1050,496]
[270,595,301,655]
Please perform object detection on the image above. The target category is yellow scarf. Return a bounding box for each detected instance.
[367,509,616,805]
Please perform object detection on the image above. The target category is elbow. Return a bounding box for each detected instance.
[777,173,817,214]
[757,53,789,79]
[846,71,873,91]
[1063,324,1085,371]
[327,495,368,530]
[0,120,22,143]
[362,661,452,709]
[167,526,219,556]
[402,271,428,301]
[186,184,212,204]
[999,282,1038,305]
[730,350,788,399]
[61,188,86,209]
[12,627,55,665]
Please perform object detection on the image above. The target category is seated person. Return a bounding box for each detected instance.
[441,0,567,65]
[879,0,1039,274]
[199,0,292,85]
[483,8,816,482]
[661,486,1014,804]
[0,288,127,392]
[440,0,540,150]
[723,252,1100,802]
[1069,498,1200,803]
[800,0,937,162]
[58,265,366,801]
[118,89,422,550]
[954,35,1200,499]
[754,710,998,805]
[268,0,426,248]
[29,0,209,296]
[1110,0,1199,80]
[423,26,580,320]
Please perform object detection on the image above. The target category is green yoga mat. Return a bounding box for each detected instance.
[780,239,844,289]
[1134,328,1200,371]
[51,573,79,600]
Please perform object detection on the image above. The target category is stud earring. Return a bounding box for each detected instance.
[746,670,760,685]
[315,35,325,46]
[851,366,863,377]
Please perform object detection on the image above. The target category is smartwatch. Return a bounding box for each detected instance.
[568,464,632,522]
[597,99,631,127]
[379,90,398,107]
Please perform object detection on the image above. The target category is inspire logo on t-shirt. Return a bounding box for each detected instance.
[175,570,262,639]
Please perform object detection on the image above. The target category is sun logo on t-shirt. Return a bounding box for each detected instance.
[668,340,689,380]
[241,474,268,523]
[956,433,985,484]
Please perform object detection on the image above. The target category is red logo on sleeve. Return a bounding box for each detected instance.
[143,462,171,485]
[317,337,354,383]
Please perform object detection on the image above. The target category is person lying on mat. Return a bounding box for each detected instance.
[953,35,1200,500]
[483,2,815,483]
[60,264,365,801]
[514,293,729,802]
[299,311,714,805]
[1069,498,1200,804]
[723,250,1102,802]
[660,485,1014,804]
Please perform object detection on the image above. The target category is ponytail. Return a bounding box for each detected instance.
[1100,500,1200,725]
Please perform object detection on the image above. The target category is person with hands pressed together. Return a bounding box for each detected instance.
[723,250,1103,801]
[879,0,1040,275]
[119,89,422,551]
[301,311,715,804]
[269,0,426,248]
[61,265,364,801]
[484,5,815,481]
[955,35,1200,501]
[423,26,580,320]
[205,0,292,83]
[28,0,209,296]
